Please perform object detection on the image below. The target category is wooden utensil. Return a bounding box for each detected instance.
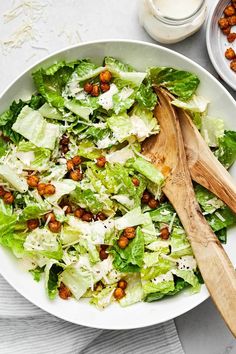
[142,88,236,336]
[177,107,236,214]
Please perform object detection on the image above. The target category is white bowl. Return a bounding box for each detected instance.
[0,40,236,330]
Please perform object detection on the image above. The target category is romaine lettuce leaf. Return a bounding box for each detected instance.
[141,258,174,280]
[17,141,51,170]
[194,184,224,214]
[65,100,93,120]
[148,67,200,101]
[172,269,200,293]
[75,60,104,81]
[38,103,65,121]
[90,284,116,309]
[170,227,192,258]
[135,82,158,110]
[201,116,224,147]
[45,261,64,299]
[215,131,236,169]
[0,165,28,193]
[119,273,144,307]
[206,206,236,232]
[130,157,164,186]
[12,106,60,150]
[171,95,209,113]
[115,207,150,230]
[70,185,103,214]
[144,276,188,302]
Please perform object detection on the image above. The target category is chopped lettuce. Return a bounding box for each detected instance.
[45,261,64,299]
[206,206,236,232]
[215,131,236,169]
[0,165,28,193]
[12,106,60,150]
[194,184,224,214]
[130,157,164,186]
[201,116,224,147]
[171,95,209,113]
[135,82,158,110]
[148,67,200,101]
[119,273,144,307]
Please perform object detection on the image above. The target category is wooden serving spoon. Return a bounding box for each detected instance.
[142,87,236,336]
[177,107,236,214]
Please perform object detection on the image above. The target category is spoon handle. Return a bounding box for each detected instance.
[178,109,236,214]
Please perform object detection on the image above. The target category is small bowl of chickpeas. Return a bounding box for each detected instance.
[206,0,236,90]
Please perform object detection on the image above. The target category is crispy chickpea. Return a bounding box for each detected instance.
[99,249,108,260]
[48,220,61,233]
[118,280,127,290]
[233,0,236,8]
[148,198,159,209]
[141,190,151,204]
[100,70,112,83]
[124,227,136,239]
[227,32,236,42]
[3,192,14,205]
[230,59,236,72]
[117,235,129,249]
[101,244,108,250]
[228,15,236,25]
[61,145,69,154]
[218,17,229,29]
[74,207,85,218]
[96,156,106,168]
[44,184,56,196]
[224,5,235,16]
[81,212,93,222]
[100,83,110,92]
[223,27,231,35]
[0,186,6,197]
[60,135,69,146]
[132,177,140,186]
[37,183,46,196]
[27,175,39,188]
[70,169,83,181]
[160,226,170,240]
[44,212,56,223]
[83,82,93,93]
[96,212,107,221]
[66,160,74,171]
[27,219,39,230]
[225,47,236,60]
[113,287,125,300]
[64,205,73,215]
[58,282,72,300]
[72,155,82,166]
[91,84,100,97]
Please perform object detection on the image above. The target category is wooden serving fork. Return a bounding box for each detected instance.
[177,107,236,214]
[142,88,236,336]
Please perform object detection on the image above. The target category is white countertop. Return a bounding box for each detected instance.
[0,1,235,352]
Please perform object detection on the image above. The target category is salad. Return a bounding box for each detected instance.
[0,57,236,309]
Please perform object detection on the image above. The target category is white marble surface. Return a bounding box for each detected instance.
[0,0,235,353]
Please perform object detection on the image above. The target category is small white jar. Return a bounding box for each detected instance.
[139,0,207,44]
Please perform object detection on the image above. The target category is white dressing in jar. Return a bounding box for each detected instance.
[139,0,207,44]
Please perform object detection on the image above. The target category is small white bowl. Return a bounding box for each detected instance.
[206,0,236,91]
[0,40,236,329]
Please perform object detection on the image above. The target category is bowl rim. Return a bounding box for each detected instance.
[0,39,235,329]
[206,0,236,91]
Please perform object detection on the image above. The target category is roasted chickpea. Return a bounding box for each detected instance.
[141,190,151,204]
[117,280,127,290]
[100,244,108,250]
[96,212,107,221]
[228,15,236,25]
[37,183,46,196]
[83,82,93,93]
[70,169,83,181]
[223,27,231,35]
[72,155,82,166]
[66,160,74,171]
[74,207,85,218]
[113,287,125,300]
[225,47,236,60]
[58,282,72,300]
[148,198,159,209]
[224,5,235,16]
[27,175,39,188]
[230,59,236,72]
[91,84,100,97]
[117,235,129,249]
[64,205,73,215]
[160,226,170,240]
[81,212,93,222]
[44,184,56,196]
[60,135,69,146]
[61,145,69,154]
[100,83,110,92]
[132,177,140,186]
[3,192,14,205]
[0,186,6,197]
[96,156,106,168]
[218,17,229,29]
[227,32,236,42]
[48,220,61,233]
[99,249,108,260]
[27,219,39,230]
[232,0,236,8]
[44,212,56,223]
[100,70,112,83]
[124,227,136,239]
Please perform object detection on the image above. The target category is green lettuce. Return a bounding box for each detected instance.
[170,227,192,258]
[119,273,144,307]
[70,186,103,214]
[148,67,200,101]
[135,82,158,110]
[75,60,104,81]
[0,165,28,193]
[144,276,188,302]
[130,157,164,186]
[201,116,224,147]
[60,266,92,300]
[17,141,51,170]
[45,261,64,299]
[90,285,116,309]
[215,131,236,169]
[115,207,150,230]
[206,206,236,232]
[194,184,224,214]
[171,95,209,113]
